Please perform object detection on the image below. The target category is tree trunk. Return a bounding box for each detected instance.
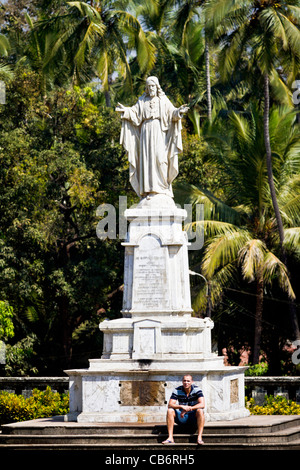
[253,269,264,364]
[264,74,300,340]
[59,295,73,369]
[205,38,212,123]
[263,74,285,253]
[104,89,111,107]
[104,74,113,107]
[206,280,212,317]
[289,300,300,340]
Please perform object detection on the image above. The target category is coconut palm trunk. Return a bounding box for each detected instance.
[264,74,300,340]
[253,268,264,364]
[205,38,212,122]
[263,74,285,254]
[104,75,112,107]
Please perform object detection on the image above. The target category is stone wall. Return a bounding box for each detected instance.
[0,377,69,397]
[245,376,300,404]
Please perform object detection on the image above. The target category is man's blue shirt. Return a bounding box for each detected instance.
[170,385,204,407]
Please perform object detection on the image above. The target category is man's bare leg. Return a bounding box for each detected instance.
[162,408,175,444]
[196,409,205,444]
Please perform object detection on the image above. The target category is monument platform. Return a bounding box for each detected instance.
[64,194,249,423]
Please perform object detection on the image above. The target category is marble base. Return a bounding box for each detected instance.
[65,365,250,423]
[100,315,216,361]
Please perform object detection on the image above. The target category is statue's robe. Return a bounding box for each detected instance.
[120,93,183,198]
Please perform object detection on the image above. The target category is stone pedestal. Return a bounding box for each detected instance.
[65,194,249,423]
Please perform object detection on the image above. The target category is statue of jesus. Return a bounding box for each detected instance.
[116,76,189,199]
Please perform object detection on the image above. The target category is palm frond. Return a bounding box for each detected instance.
[259,8,289,49]
[74,20,105,69]
[279,175,300,225]
[287,4,300,23]
[202,229,251,278]
[174,181,241,225]
[283,227,300,255]
[205,0,248,29]
[238,239,267,282]
[263,252,296,299]
[269,68,293,107]
[228,111,252,145]
[218,24,247,81]
[192,264,235,312]
[277,11,300,57]
[0,33,10,57]
[67,1,102,21]
[0,64,14,81]
[114,10,156,72]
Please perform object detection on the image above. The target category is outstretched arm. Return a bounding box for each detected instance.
[178,104,189,117]
[172,103,189,121]
[115,102,126,115]
[116,101,142,126]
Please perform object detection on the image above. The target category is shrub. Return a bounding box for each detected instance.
[246,395,300,415]
[0,386,69,425]
[245,362,269,376]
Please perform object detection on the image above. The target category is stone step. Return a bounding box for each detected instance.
[2,415,300,436]
[1,426,300,445]
[1,415,300,451]
[1,441,300,451]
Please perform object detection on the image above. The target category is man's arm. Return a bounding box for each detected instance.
[190,396,205,411]
[168,398,190,412]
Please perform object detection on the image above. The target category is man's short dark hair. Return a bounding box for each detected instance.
[183,374,193,380]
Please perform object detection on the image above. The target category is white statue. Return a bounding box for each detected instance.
[116,76,189,198]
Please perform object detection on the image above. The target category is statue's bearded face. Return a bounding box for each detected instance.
[147,82,157,97]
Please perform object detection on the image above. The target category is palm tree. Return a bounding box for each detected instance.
[20,13,66,93]
[175,105,300,363]
[0,33,10,57]
[34,1,156,104]
[132,0,185,94]
[0,32,14,82]
[174,0,214,122]
[205,0,300,256]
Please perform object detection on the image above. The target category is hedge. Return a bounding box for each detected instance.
[246,395,300,415]
[0,386,69,425]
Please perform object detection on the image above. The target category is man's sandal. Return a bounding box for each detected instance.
[162,439,174,445]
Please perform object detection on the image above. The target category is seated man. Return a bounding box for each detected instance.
[162,374,205,445]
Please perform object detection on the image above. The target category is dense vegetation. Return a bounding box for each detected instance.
[0,0,299,376]
[0,387,69,424]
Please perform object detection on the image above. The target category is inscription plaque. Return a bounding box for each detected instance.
[132,234,170,310]
[230,378,239,404]
[120,381,165,406]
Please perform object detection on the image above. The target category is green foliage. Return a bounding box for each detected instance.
[177,133,223,195]
[0,67,130,373]
[245,362,269,377]
[0,387,69,425]
[4,336,39,376]
[0,0,299,375]
[0,301,14,341]
[246,395,300,415]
